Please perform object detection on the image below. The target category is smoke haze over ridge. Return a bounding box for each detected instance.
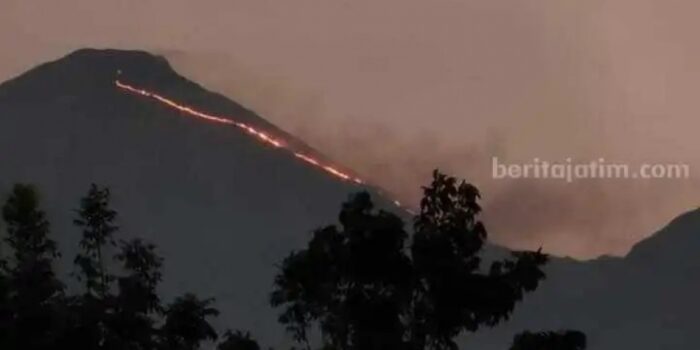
[2,0,699,257]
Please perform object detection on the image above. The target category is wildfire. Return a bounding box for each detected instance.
[115,79,363,185]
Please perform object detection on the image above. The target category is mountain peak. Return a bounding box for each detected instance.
[626,208,700,264]
[0,48,384,346]
[50,48,174,75]
[1,48,371,188]
[67,48,164,61]
[0,49,181,98]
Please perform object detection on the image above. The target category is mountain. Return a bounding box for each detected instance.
[0,49,402,348]
[463,208,700,350]
[1,49,698,349]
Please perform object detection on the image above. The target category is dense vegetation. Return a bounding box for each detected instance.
[0,171,584,349]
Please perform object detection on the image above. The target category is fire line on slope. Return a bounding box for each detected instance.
[115,79,412,213]
[115,79,364,184]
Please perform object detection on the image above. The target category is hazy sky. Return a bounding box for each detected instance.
[2,0,699,258]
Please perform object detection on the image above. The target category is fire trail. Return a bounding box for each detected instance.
[115,80,366,186]
[115,80,412,211]
[115,80,412,212]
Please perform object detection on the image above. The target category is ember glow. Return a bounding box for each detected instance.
[115,79,364,185]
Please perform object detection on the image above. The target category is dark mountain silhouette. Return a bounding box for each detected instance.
[463,208,700,350]
[0,49,402,348]
[0,49,697,349]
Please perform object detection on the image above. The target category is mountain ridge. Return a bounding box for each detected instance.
[0,48,404,348]
[0,48,357,177]
[1,49,698,349]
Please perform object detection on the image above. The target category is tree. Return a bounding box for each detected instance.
[160,293,220,350]
[271,170,548,350]
[409,171,548,350]
[0,183,260,350]
[217,330,261,350]
[510,330,587,350]
[113,238,164,349]
[271,192,412,350]
[68,184,120,348]
[110,238,164,350]
[1,184,63,349]
[115,238,163,315]
[0,233,10,345]
[74,184,118,298]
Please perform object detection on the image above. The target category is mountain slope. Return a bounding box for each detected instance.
[463,209,700,350]
[1,49,698,350]
[0,49,401,347]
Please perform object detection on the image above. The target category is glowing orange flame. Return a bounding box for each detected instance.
[115,79,417,213]
[115,79,364,184]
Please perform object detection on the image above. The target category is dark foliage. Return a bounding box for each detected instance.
[160,293,220,350]
[110,238,165,350]
[217,330,261,350]
[0,184,63,349]
[271,170,549,350]
[0,183,224,350]
[74,184,118,298]
[510,330,587,350]
[70,184,119,348]
[0,176,580,350]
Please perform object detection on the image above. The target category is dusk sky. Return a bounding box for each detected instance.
[2,0,699,258]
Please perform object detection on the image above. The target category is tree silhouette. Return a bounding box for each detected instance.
[1,184,63,349]
[161,293,220,350]
[271,192,412,350]
[0,179,577,350]
[74,184,118,297]
[217,330,261,350]
[69,184,120,348]
[115,238,163,315]
[510,330,587,350]
[271,170,548,350]
[111,238,164,350]
[0,225,10,344]
[0,183,244,350]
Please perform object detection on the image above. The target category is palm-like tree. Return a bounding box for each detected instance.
[160,293,219,350]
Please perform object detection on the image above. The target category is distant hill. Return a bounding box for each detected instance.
[463,209,700,349]
[0,49,697,349]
